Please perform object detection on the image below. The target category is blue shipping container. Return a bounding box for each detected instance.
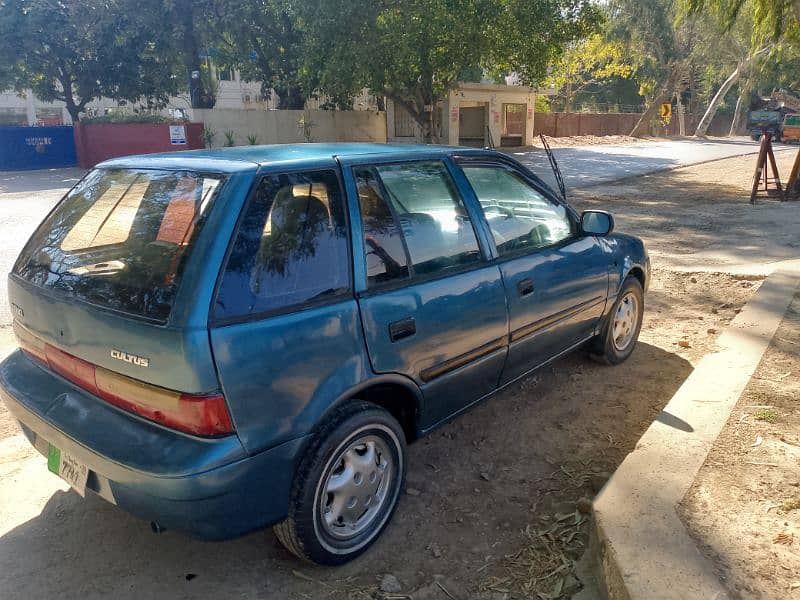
[0,126,77,171]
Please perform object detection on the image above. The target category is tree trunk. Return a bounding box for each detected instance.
[59,75,81,123]
[693,65,741,137]
[173,0,207,109]
[631,89,670,137]
[729,82,749,136]
[631,62,682,137]
[677,93,686,136]
[694,46,771,137]
[276,84,306,109]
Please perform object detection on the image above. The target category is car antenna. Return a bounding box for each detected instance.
[539,133,567,202]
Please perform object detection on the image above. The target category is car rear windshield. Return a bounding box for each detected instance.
[13,168,224,323]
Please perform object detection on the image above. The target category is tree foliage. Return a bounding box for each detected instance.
[682,0,800,39]
[207,0,311,109]
[545,34,634,112]
[297,0,602,140]
[0,0,181,121]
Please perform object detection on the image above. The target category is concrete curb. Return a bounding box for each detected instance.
[589,264,800,600]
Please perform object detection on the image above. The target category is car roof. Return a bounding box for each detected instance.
[98,143,482,173]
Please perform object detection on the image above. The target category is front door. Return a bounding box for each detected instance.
[458,160,609,385]
[343,158,509,430]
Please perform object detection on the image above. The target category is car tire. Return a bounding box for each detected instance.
[274,401,407,565]
[589,276,644,365]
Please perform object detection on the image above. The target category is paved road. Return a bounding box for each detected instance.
[0,168,85,327]
[0,139,785,325]
[506,137,789,192]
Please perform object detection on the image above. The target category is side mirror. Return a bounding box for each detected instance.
[581,210,614,236]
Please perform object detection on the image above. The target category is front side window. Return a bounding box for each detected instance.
[462,165,573,256]
[214,170,349,320]
[357,161,481,285]
[13,168,223,322]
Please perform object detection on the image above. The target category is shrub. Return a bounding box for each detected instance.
[201,126,216,148]
[82,113,182,124]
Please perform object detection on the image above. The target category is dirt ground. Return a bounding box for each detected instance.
[521,134,648,148]
[680,292,800,600]
[572,150,800,271]
[0,153,795,599]
[0,268,757,600]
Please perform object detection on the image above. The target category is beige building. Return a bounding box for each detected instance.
[387,82,539,147]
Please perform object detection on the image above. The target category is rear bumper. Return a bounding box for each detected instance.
[0,350,308,540]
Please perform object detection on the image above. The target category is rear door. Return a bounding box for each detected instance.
[209,167,370,453]
[456,158,609,385]
[340,156,509,431]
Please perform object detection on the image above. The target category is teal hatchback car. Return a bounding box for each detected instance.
[1,143,648,564]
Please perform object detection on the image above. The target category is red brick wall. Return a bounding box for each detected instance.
[534,112,735,138]
[74,122,205,168]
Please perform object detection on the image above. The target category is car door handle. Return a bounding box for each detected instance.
[389,317,416,342]
[517,278,535,297]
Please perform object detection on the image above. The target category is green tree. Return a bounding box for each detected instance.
[683,0,800,38]
[298,0,602,141]
[545,34,634,112]
[209,0,311,109]
[0,0,181,122]
[607,0,701,135]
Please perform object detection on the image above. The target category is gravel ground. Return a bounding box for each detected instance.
[680,292,800,599]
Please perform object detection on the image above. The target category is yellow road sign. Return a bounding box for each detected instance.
[660,103,672,119]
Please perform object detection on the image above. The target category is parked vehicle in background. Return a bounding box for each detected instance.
[747,91,800,142]
[747,109,784,142]
[781,114,800,144]
[0,143,648,565]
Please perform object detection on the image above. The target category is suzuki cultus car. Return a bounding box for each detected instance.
[1,143,648,564]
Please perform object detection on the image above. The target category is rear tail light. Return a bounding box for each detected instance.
[14,322,234,436]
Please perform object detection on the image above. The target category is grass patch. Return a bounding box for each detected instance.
[753,409,779,423]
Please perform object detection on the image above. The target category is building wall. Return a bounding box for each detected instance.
[190,108,387,146]
[385,83,537,146]
[443,84,536,147]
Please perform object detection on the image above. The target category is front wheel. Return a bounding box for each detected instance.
[274,402,407,565]
[590,276,644,365]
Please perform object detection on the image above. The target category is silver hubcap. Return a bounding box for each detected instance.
[612,292,639,351]
[318,435,393,540]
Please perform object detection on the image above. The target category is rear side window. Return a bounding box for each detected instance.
[355,166,410,286]
[214,170,350,320]
[13,168,223,323]
[356,161,481,286]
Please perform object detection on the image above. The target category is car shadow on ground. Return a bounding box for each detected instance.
[0,342,691,599]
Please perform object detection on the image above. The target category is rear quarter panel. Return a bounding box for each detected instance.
[604,233,649,300]
[209,301,371,454]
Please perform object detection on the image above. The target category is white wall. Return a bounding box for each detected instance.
[190,109,388,146]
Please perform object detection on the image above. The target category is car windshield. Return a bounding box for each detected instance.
[13,168,224,323]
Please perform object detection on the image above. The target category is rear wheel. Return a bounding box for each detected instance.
[590,276,644,365]
[274,402,406,565]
